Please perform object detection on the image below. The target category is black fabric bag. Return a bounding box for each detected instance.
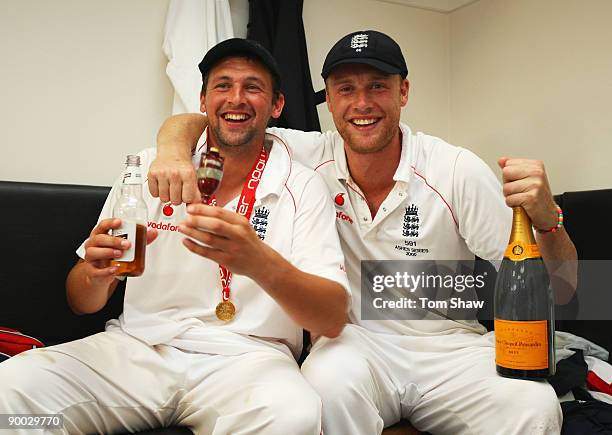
[561,400,612,435]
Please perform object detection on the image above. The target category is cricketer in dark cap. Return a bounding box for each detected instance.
[322,30,408,79]
[198,38,282,104]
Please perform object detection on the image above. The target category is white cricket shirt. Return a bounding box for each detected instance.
[267,124,512,336]
[77,133,349,358]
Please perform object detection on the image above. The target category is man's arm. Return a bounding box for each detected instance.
[150,113,330,205]
[499,158,577,303]
[178,171,350,338]
[452,150,577,303]
[66,218,158,315]
[149,113,208,204]
[179,205,349,338]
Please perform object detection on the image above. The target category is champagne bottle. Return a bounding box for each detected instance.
[110,155,148,277]
[494,207,555,379]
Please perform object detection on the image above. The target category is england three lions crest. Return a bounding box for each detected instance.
[402,204,419,238]
[252,207,270,240]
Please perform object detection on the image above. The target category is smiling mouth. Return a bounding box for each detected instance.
[222,113,251,122]
[350,118,379,127]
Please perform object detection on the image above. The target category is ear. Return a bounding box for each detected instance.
[400,79,410,107]
[270,93,285,119]
[200,91,207,113]
[325,87,332,113]
[400,79,409,107]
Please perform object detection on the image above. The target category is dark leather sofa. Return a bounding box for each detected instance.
[0,180,610,435]
[0,181,191,435]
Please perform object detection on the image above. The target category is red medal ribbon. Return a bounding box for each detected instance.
[207,145,269,302]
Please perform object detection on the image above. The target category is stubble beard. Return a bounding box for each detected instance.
[211,123,257,150]
[338,120,397,155]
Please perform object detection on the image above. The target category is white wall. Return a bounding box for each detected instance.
[303,0,450,137]
[0,0,173,186]
[2,0,610,193]
[0,0,449,187]
[450,0,612,192]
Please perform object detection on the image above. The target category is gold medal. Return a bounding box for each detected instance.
[215,300,236,321]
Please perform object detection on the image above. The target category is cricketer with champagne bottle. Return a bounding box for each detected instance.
[150,31,577,435]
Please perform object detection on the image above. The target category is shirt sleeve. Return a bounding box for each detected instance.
[452,149,512,262]
[267,127,333,170]
[289,170,352,303]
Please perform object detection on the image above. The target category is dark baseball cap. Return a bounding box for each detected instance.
[321,30,408,79]
[198,38,281,87]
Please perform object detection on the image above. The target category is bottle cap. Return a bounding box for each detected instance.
[126,155,140,166]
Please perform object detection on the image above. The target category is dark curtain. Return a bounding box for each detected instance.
[247,0,321,132]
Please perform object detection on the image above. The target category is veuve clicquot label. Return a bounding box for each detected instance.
[503,240,540,261]
[494,319,549,370]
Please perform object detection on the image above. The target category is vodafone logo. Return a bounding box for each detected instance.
[148,221,179,232]
[336,211,353,225]
[162,203,174,217]
[334,193,345,207]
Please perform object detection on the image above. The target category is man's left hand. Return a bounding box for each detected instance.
[178,204,269,278]
[498,157,558,231]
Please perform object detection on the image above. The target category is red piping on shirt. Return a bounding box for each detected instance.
[267,132,293,189]
[345,182,375,219]
[314,160,335,171]
[411,166,459,228]
[267,132,297,212]
[345,182,367,204]
[284,185,297,212]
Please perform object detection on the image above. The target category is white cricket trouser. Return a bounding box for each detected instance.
[0,329,321,435]
[302,324,561,435]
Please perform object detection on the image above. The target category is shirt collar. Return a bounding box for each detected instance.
[393,123,414,183]
[257,132,291,200]
[195,127,289,202]
[332,139,350,181]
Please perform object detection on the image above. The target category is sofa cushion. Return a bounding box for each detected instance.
[555,189,612,360]
[0,181,125,345]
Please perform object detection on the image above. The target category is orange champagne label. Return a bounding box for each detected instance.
[504,241,541,261]
[495,319,548,370]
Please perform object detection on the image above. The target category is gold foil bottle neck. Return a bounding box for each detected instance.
[505,207,540,260]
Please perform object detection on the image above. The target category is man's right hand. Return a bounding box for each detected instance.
[67,218,157,315]
[148,156,199,205]
[148,113,209,205]
[82,218,158,288]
